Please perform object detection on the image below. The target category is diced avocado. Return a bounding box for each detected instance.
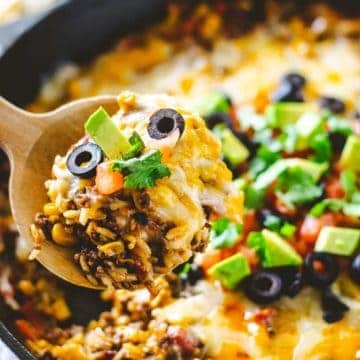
[208,253,251,290]
[253,158,328,190]
[195,92,231,117]
[85,107,131,159]
[315,226,360,256]
[261,229,303,267]
[266,102,313,128]
[214,125,249,166]
[233,178,247,192]
[340,135,360,171]
[296,112,324,150]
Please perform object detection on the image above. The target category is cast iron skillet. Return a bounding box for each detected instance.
[0,0,166,358]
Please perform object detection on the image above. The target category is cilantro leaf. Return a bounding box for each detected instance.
[122,132,145,160]
[112,150,170,189]
[276,167,323,207]
[210,218,242,249]
[278,125,298,153]
[263,214,282,231]
[249,144,280,178]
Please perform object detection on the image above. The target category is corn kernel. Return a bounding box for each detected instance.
[43,202,59,216]
[98,241,125,256]
[51,223,77,247]
[51,298,71,321]
[18,280,36,296]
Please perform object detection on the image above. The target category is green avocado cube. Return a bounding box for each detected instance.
[261,229,303,267]
[214,125,249,166]
[266,102,313,128]
[340,135,360,171]
[253,158,328,190]
[315,226,360,256]
[296,112,324,149]
[195,92,231,117]
[208,253,251,290]
[85,107,131,160]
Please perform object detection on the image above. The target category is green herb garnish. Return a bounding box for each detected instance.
[310,132,332,163]
[210,217,243,249]
[122,132,145,160]
[112,150,170,189]
[275,167,323,207]
[244,184,265,209]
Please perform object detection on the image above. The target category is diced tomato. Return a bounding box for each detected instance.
[325,176,345,199]
[239,245,259,267]
[299,213,340,245]
[229,106,240,131]
[201,250,223,272]
[95,162,124,195]
[274,197,296,216]
[242,210,259,238]
[201,248,236,272]
[15,319,43,341]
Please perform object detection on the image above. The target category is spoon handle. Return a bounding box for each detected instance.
[0,97,44,161]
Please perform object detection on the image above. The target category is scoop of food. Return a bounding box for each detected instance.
[31,92,243,289]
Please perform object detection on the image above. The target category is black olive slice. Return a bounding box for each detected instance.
[147,108,185,140]
[318,96,345,114]
[244,271,283,305]
[281,72,306,89]
[349,254,360,285]
[271,82,304,103]
[204,112,234,130]
[304,252,339,287]
[67,143,103,179]
[321,288,349,324]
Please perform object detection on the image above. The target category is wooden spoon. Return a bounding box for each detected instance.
[0,96,119,289]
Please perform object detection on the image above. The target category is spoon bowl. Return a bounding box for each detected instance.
[0,96,118,289]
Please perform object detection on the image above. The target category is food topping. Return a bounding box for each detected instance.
[318,96,346,114]
[321,288,349,324]
[314,226,360,256]
[66,143,103,179]
[112,149,171,189]
[304,252,339,287]
[271,72,306,103]
[85,107,130,159]
[147,108,185,140]
[349,254,360,285]
[122,131,145,160]
[95,162,124,195]
[208,253,250,290]
[248,229,302,268]
[213,124,250,166]
[339,135,360,170]
[195,91,231,117]
[210,217,242,249]
[244,270,283,305]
